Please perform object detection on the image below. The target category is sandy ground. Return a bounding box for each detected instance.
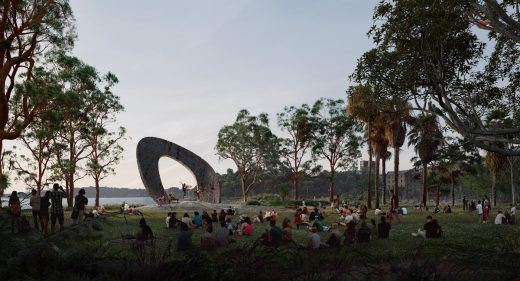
[137,200,293,213]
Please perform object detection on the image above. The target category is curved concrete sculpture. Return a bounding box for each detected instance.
[136,137,220,203]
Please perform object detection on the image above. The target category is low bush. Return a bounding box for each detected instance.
[246,200,261,206]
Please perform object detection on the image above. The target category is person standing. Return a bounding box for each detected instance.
[73,189,88,224]
[511,204,516,224]
[29,189,40,230]
[483,196,490,224]
[39,191,51,235]
[8,191,21,233]
[462,196,468,211]
[476,200,483,224]
[390,189,398,210]
[50,183,66,234]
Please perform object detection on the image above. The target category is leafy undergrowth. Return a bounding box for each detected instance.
[1,207,519,280]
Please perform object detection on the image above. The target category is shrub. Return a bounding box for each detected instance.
[246,200,261,206]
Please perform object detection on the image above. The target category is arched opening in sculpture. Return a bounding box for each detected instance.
[158,156,197,199]
[136,137,220,204]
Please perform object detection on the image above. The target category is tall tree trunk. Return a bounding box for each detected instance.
[95,176,100,207]
[492,172,497,207]
[0,139,4,208]
[436,184,440,206]
[67,176,74,208]
[394,146,399,208]
[374,156,380,209]
[241,175,248,202]
[451,172,455,207]
[367,123,372,209]
[293,172,300,200]
[422,163,428,206]
[382,156,386,205]
[510,159,516,205]
[329,169,335,203]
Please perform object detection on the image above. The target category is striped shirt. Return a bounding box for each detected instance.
[50,190,65,214]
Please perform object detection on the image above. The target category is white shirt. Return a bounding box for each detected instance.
[309,233,320,249]
[181,217,192,227]
[495,213,506,224]
[511,206,516,216]
[476,204,483,215]
[165,216,171,227]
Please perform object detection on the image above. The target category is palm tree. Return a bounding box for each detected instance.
[347,85,378,209]
[383,101,410,208]
[381,150,392,205]
[485,152,505,207]
[370,113,388,209]
[407,114,443,206]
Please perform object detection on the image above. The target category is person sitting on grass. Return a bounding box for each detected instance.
[192,211,203,228]
[357,221,371,243]
[219,209,227,222]
[168,212,179,229]
[136,218,154,244]
[166,212,173,228]
[344,221,357,244]
[202,211,213,230]
[176,222,192,251]
[303,227,321,250]
[495,210,507,225]
[282,218,293,242]
[215,220,235,246]
[211,210,219,222]
[200,223,217,250]
[377,216,391,239]
[325,223,341,248]
[367,219,377,237]
[225,218,236,235]
[236,216,253,235]
[266,219,282,247]
[181,213,195,228]
[253,211,264,223]
[412,216,442,238]
[443,204,452,213]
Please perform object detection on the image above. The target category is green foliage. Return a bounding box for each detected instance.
[245,200,261,206]
[310,98,364,201]
[215,110,279,201]
[277,104,315,199]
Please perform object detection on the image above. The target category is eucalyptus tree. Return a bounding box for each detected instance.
[311,98,363,203]
[50,53,119,207]
[216,110,279,202]
[435,139,481,207]
[0,0,75,195]
[407,114,443,206]
[470,0,520,43]
[351,0,520,157]
[84,74,125,207]
[277,104,315,200]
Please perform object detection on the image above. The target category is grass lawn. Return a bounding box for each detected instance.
[1,205,519,280]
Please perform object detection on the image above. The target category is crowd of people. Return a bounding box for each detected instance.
[7,183,106,235]
[6,186,517,254]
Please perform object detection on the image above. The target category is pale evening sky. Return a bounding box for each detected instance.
[11,0,418,191]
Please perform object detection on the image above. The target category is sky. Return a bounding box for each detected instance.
[9,0,418,191]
